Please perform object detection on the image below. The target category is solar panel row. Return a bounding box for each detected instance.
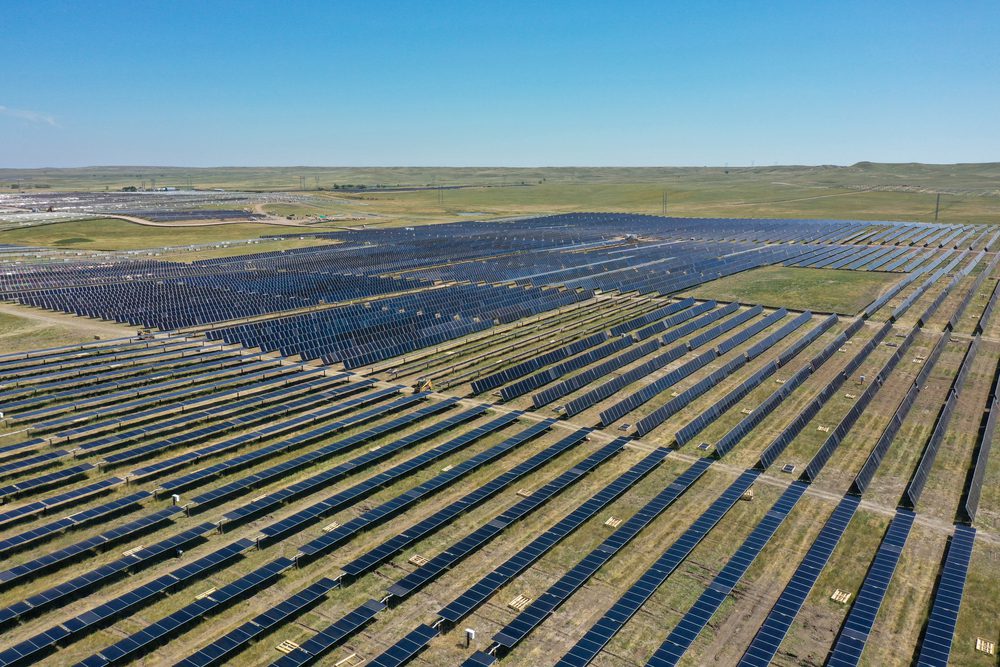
[553,469,758,667]
[337,425,583,579]
[533,338,659,408]
[471,332,608,394]
[192,393,447,512]
[949,251,1000,331]
[0,534,249,667]
[802,324,917,482]
[81,557,295,666]
[851,330,951,495]
[646,481,809,665]
[269,599,386,667]
[0,506,182,590]
[39,370,335,460]
[0,463,94,503]
[914,525,977,667]
[368,623,440,667]
[491,457,714,651]
[757,320,893,470]
[0,490,149,557]
[714,318,863,459]
[297,418,557,564]
[499,335,632,401]
[177,577,340,667]
[387,438,629,601]
[562,341,688,417]
[687,304,763,350]
[609,297,696,336]
[436,440,662,625]
[738,494,862,666]
[976,279,1000,335]
[101,376,359,466]
[599,348,717,426]
[217,400,479,528]
[675,313,835,447]
[825,509,915,667]
[6,351,261,422]
[0,477,122,530]
[257,411,525,548]
[158,386,407,496]
[0,521,212,630]
[635,309,806,436]
[634,300,719,341]
[124,379,371,477]
[903,338,978,509]
[961,353,999,523]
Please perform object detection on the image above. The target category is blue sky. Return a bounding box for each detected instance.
[2,1,998,167]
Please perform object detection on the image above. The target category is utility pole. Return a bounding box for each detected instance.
[661,191,668,215]
[934,193,941,222]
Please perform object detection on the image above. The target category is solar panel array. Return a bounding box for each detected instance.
[825,509,916,666]
[0,213,994,667]
[914,525,977,667]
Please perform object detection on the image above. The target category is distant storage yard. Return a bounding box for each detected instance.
[0,198,997,667]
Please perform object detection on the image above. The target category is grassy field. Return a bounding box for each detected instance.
[156,237,339,262]
[0,217,299,251]
[0,305,134,352]
[3,163,1000,229]
[684,266,901,315]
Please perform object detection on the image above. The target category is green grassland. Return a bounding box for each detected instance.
[3,163,1000,230]
[0,307,133,352]
[0,218,295,251]
[684,266,902,315]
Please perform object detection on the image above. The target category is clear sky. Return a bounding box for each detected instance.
[2,1,998,167]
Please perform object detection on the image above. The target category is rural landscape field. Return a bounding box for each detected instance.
[2,2,997,666]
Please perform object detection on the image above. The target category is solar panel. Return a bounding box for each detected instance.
[738,494,861,666]
[635,300,719,341]
[298,418,557,564]
[563,342,687,417]
[492,458,715,651]
[0,490,149,557]
[500,336,632,401]
[387,438,628,602]
[645,482,808,664]
[825,509,915,667]
[533,338,659,408]
[271,599,385,667]
[0,537,252,666]
[0,463,94,502]
[159,386,410,496]
[336,425,582,578]
[437,441,662,625]
[914,525,976,667]
[85,557,294,666]
[471,332,608,394]
[962,353,999,523]
[177,577,341,667]
[258,412,524,547]
[196,394,454,516]
[368,624,440,667]
[0,521,212,628]
[903,339,977,509]
[0,506,182,590]
[553,468,758,666]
